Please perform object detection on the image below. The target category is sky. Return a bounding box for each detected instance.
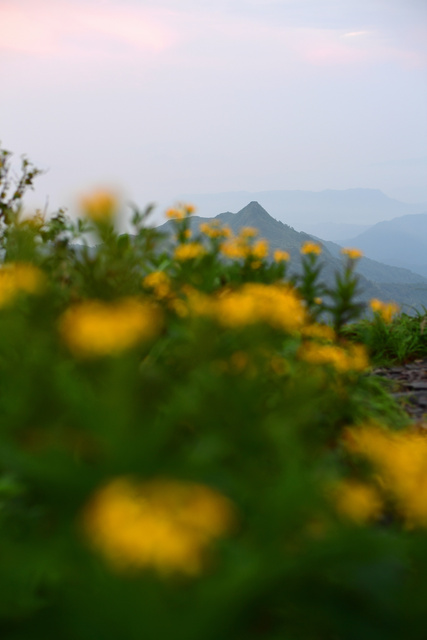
[1,0,427,224]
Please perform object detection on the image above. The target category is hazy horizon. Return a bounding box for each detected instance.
[1,0,426,224]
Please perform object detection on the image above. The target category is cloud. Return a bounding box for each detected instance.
[290,24,427,68]
[341,31,371,38]
[283,27,372,66]
[0,0,176,58]
[1,0,425,73]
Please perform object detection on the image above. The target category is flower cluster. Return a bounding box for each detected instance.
[298,342,369,373]
[330,480,382,525]
[81,191,118,222]
[0,262,44,307]
[273,249,290,263]
[300,241,322,256]
[301,323,336,342]
[340,247,363,260]
[199,221,232,239]
[370,298,400,324]
[174,242,206,261]
[143,271,172,299]
[59,297,162,358]
[345,424,427,527]
[239,226,258,239]
[165,204,196,220]
[219,228,269,264]
[82,477,235,575]
[184,283,306,333]
[219,239,248,261]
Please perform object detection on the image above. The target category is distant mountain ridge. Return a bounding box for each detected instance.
[179,188,427,230]
[311,236,427,286]
[304,222,371,243]
[344,213,427,278]
[156,201,427,313]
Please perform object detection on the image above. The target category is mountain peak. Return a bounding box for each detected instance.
[235,201,273,220]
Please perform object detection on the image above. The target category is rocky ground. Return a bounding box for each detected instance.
[372,359,427,423]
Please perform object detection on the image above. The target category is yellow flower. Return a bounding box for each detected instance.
[299,342,369,373]
[301,323,336,342]
[219,239,248,260]
[165,208,185,221]
[214,284,305,333]
[184,284,306,333]
[345,424,427,527]
[183,287,214,317]
[273,249,290,263]
[59,297,162,358]
[169,297,189,317]
[199,222,232,239]
[348,343,370,371]
[220,236,269,262]
[0,263,44,307]
[341,247,363,260]
[330,480,382,524]
[82,477,235,575]
[165,203,196,220]
[143,271,171,299]
[80,191,117,222]
[239,226,258,238]
[370,298,399,324]
[174,242,206,261]
[251,239,269,260]
[300,241,322,256]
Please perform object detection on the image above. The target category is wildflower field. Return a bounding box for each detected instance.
[2,146,427,640]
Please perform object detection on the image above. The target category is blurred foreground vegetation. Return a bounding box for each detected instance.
[1,146,427,639]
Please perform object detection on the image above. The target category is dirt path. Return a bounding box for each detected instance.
[372,359,427,422]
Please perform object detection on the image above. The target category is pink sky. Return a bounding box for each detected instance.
[0,1,176,56]
[2,0,425,66]
[1,0,426,221]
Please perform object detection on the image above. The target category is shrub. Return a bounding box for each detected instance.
[1,147,426,640]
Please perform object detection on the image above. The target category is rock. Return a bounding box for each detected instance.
[372,359,427,421]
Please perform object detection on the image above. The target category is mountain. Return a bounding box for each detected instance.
[212,202,314,254]
[387,186,427,204]
[315,237,427,285]
[344,213,427,277]
[158,201,318,258]
[303,222,372,243]
[157,201,427,313]
[179,188,427,230]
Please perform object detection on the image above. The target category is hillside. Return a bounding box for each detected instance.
[156,201,427,313]
[157,202,314,256]
[316,238,427,285]
[158,201,315,258]
[345,213,427,277]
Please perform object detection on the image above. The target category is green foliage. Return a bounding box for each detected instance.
[293,246,365,331]
[1,145,427,640]
[0,144,43,223]
[345,309,427,365]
